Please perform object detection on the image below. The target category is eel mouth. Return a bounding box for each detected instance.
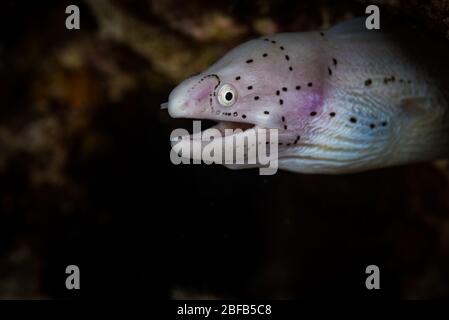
[161,101,257,139]
[172,119,258,143]
[210,120,256,136]
[170,119,275,163]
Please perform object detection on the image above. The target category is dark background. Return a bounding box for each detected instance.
[0,0,449,299]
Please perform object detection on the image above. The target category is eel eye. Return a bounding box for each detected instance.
[217,84,237,107]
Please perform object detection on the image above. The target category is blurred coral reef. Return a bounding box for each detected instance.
[0,0,448,299]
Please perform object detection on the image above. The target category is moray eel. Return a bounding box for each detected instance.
[164,18,449,174]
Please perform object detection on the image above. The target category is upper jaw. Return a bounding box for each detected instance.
[167,76,262,133]
[166,74,297,150]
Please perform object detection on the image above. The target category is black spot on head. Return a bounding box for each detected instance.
[399,79,404,83]
[279,99,283,105]
[307,82,313,87]
[282,87,287,92]
[254,96,259,100]
[333,58,337,66]
[329,112,336,117]
[350,117,357,123]
[246,59,253,64]
[382,121,388,126]
[235,76,241,80]
[263,38,269,41]
[365,79,372,86]
[370,124,376,129]
[281,116,285,122]
[295,85,301,90]
[284,125,288,130]
[328,67,332,75]
[264,111,269,115]
[320,32,325,37]
[271,40,276,44]
[276,90,280,96]
[280,46,284,50]
[383,76,396,84]
[242,114,247,119]
[247,86,253,90]
[262,53,268,57]
[289,66,293,71]
[294,135,300,144]
[310,111,317,116]
[285,55,290,61]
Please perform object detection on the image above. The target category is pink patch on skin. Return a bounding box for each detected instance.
[191,77,217,104]
[286,90,324,127]
[306,92,322,110]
